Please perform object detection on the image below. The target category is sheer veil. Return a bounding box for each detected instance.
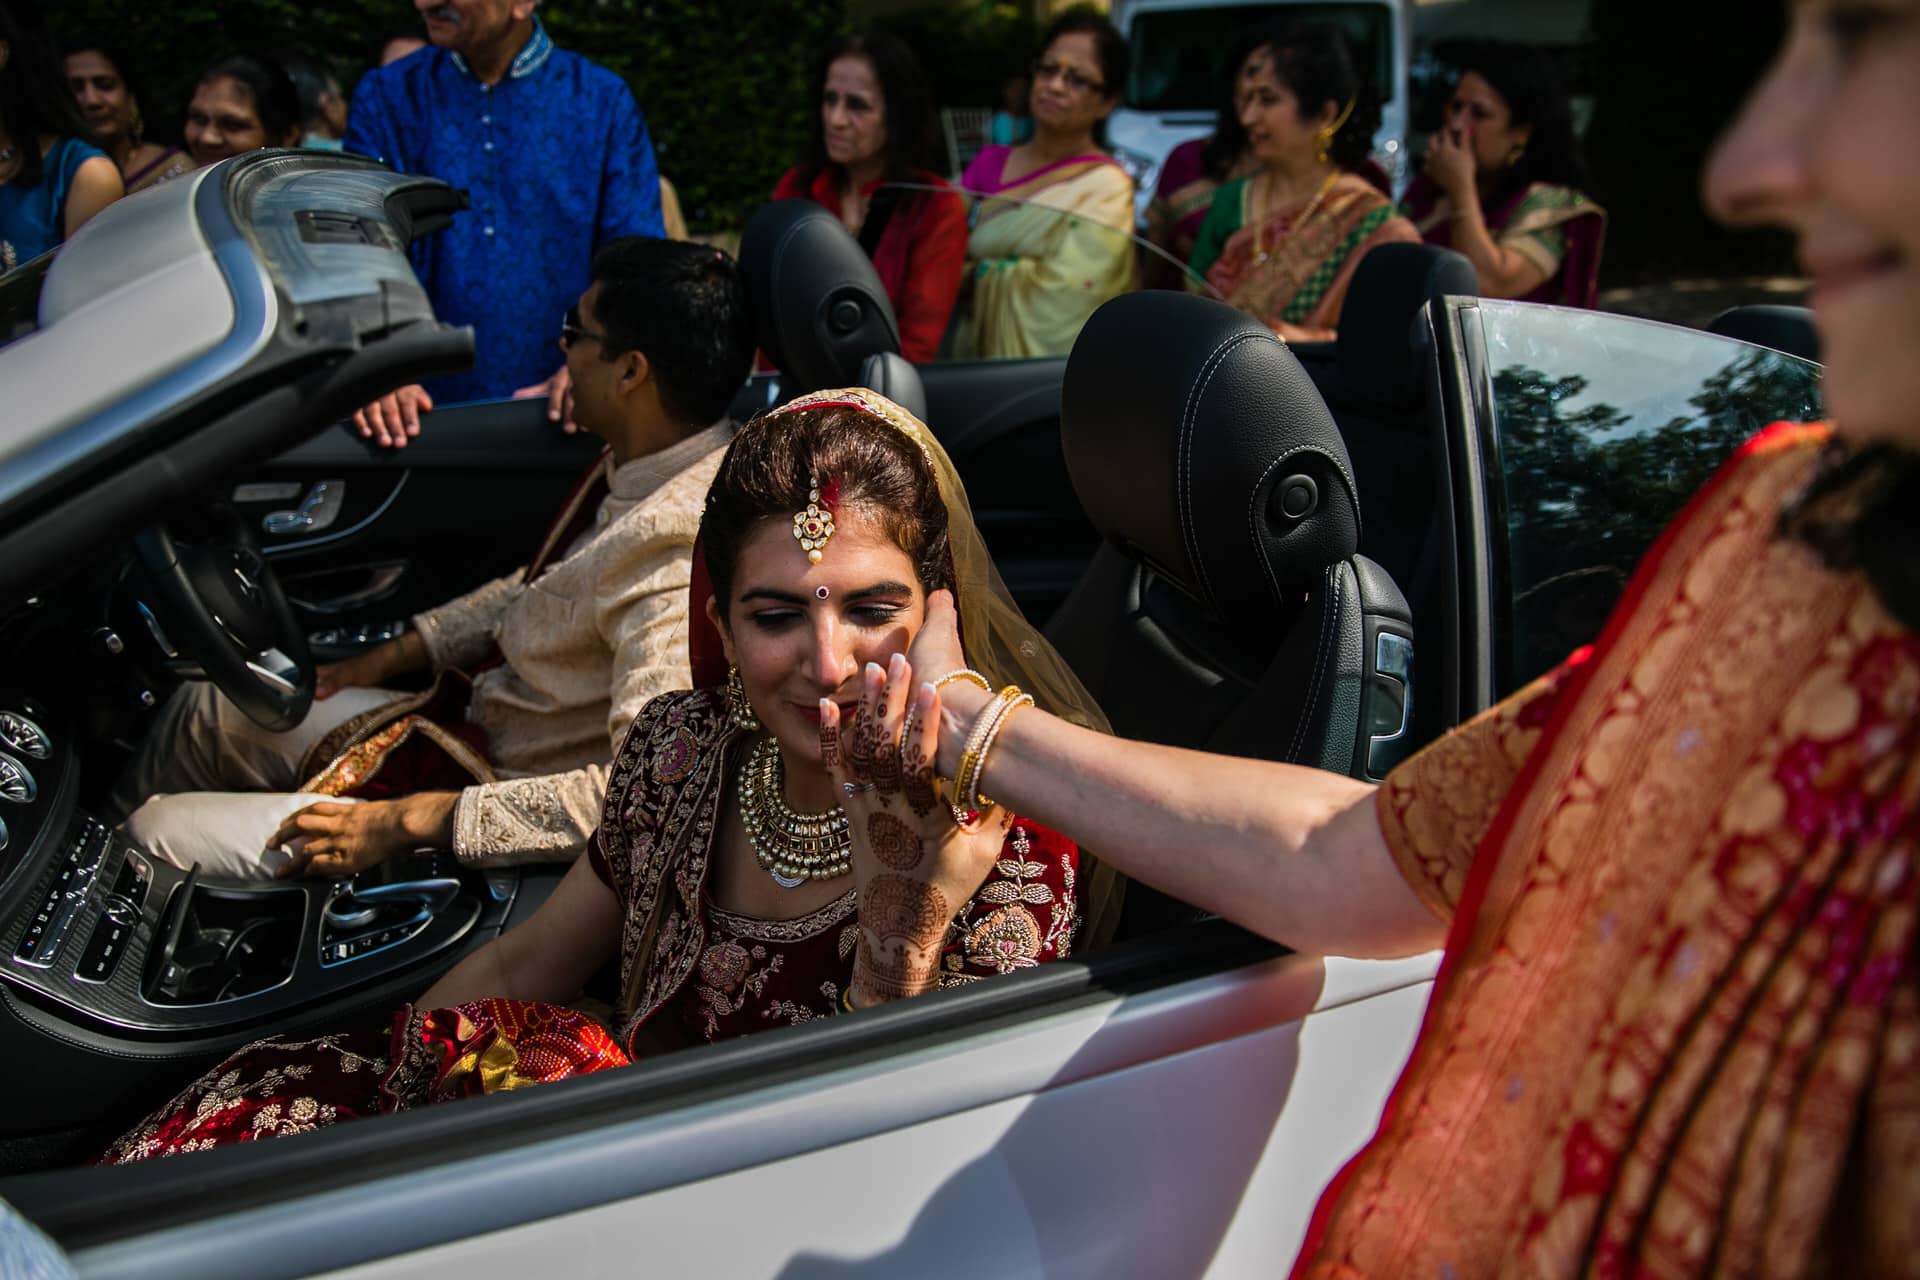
[689,386,1125,946]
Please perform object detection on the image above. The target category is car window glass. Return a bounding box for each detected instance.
[1481,300,1824,692]
[1127,4,1393,113]
[917,183,1221,365]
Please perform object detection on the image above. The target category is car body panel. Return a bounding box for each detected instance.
[43,952,1437,1280]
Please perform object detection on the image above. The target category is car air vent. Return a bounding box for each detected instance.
[0,710,48,759]
[295,210,401,250]
[0,751,36,803]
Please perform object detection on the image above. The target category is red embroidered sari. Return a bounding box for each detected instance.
[1295,422,1920,1277]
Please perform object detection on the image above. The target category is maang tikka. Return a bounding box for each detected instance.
[792,476,837,564]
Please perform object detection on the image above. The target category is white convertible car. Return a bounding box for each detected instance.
[0,152,1820,1277]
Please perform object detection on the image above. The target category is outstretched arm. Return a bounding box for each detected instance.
[901,592,1446,959]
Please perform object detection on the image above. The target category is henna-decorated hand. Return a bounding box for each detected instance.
[821,653,1010,1007]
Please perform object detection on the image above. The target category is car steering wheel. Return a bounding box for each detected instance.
[133,505,314,732]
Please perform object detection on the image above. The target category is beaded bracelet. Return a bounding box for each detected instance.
[933,668,991,695]
[899,668,989,765]
[954,686,1032,819]
[951,685,1013,823]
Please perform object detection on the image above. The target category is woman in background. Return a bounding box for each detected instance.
[182,54,301,169]
[1401,41,1606,307]
[1188,21,1416,343]
[0,1,120,273]
[773,31,967,364]
[953,7,1135,359]
[62,35,190,194]
[1141,30,1258,290]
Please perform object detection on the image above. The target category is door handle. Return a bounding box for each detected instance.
[287,562,407,614]
[263,480,345,536]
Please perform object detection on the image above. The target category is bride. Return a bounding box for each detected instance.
[104,388,1119,1160]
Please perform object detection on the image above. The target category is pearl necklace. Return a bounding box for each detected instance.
[738,736,851,887]
[1252,168,1339,266]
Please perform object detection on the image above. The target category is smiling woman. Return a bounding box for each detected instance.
[61,36,191,194]
[182,54,301,168]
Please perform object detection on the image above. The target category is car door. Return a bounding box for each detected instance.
[234,400,603,660]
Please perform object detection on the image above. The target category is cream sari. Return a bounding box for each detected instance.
[952,148,1137,360]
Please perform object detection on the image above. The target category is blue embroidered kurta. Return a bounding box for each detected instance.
[343,22,664,403]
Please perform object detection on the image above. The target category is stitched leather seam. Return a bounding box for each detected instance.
[1178,331,1270,613]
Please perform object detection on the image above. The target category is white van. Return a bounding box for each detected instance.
[1106,0,1410,225]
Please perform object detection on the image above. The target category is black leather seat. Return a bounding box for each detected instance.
[1706,303,1821,364]
[1049,292,1417,936]
[736,199,929,419]
[1293,243,1475,752]
[1050,289,1416,766]
[1295,243,1476,593]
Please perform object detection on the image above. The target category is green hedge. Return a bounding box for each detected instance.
[43,0,845,233]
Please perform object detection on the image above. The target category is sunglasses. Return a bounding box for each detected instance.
[1031,58,1105,95]
[559,304,611,351]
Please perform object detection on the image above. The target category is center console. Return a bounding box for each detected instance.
[0,701,502,1037]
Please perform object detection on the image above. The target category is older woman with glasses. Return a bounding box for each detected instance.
[951,6,1136,359]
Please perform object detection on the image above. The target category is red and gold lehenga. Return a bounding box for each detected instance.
[102,388,1116,1164]
[1296,422,1920,1278]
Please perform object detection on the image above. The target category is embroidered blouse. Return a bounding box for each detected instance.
[588,688,1084,1050]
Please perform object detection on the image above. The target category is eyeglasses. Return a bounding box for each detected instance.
[1031,59,1105,95]
[559,305,611,351]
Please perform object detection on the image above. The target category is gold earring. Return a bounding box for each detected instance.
[1506,142,1527,167]
[1316,128,1333,166]
[726,665,761,732]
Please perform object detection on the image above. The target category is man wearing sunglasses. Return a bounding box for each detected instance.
[115,239,753,881]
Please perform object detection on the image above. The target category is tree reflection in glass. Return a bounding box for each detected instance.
[1491,328,1822,689]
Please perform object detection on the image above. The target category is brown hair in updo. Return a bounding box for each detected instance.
[701,405,953,614]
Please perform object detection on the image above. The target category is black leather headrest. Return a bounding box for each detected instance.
[857,351,928,422]
[1062,292,1360,620]
[1707,304,1821,364]
[739,200,902,393]
[1335,243,1475,408]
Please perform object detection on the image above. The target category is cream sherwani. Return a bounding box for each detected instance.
[115,422,731,878]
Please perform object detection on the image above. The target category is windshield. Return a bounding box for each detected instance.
[876,181,1221,363]
[1127,4,1395,113]
[1481,301,1824,691]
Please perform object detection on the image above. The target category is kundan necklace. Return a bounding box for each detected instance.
[1252,168,1339,266]
[738,736,851,887]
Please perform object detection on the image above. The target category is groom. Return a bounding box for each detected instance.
[113,238,754,880]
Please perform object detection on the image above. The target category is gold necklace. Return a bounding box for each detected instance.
[738,736,851,887]
[1252,168,1340,266]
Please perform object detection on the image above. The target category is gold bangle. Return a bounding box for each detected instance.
[952,685,1018,823]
